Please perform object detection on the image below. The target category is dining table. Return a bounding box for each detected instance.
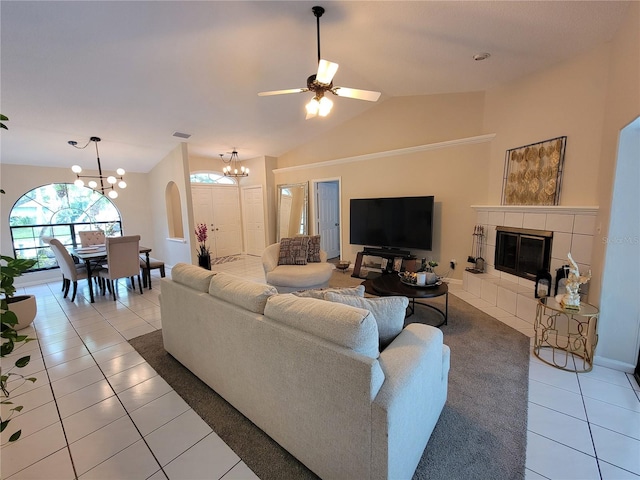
[71,245,152,303]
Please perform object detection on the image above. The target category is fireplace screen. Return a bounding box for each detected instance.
[495,227,553,280]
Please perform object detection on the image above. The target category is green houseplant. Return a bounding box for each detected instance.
[1,114,38,443]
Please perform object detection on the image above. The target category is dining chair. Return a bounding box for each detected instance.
[139,256,165,289]
[48,238,89,302]
[79,230,106,247]
[98,235,143,300]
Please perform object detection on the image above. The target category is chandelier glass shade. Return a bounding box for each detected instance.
[220,150,249,178]
[69,136,126,199]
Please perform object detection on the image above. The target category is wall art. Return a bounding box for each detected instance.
[501,136,566,205]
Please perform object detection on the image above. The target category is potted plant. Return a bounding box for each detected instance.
[195,223,211,270]
[1,255,38,443]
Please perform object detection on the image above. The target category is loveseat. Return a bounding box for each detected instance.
[161,263,450,480]
[262,239,334,293]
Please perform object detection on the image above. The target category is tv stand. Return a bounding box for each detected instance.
[352,248,415,278]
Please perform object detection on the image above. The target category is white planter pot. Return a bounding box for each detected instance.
[7,295,37,330]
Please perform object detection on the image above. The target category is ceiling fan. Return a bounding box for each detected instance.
[258,5,381,119]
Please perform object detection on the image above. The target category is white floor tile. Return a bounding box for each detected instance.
[6,447,75,480]
[584,396,640,440]
[527,402,594,455]
[528,379,587,420]
[62,395,127,443]
[79,439,160,480]
[599,460,640,479]
[46,354,97,383]
[579,376,640,412]
[43,344,91,368]
[56,379,115,419]
[51,365,105,398]
[163,432,240,480]
[106,362,158,393]
[69,416,142,476]
[0,422,68,478]
[529,359,581,393]
[220,461,259,480]
[1,384,54,421]
[591,424,640,475]
[117,375,173,412]
[91,341,137,364]
[145,409,213,466]
[97,350,146,377]
[130,390,190,436]
[525,431,600,480]
[0,401,59,444]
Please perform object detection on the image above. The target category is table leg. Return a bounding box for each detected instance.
[85,259,95,303]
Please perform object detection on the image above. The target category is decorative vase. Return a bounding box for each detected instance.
[198,254,211,270]
[6,294,37,330]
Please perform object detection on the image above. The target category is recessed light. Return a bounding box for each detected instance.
[473,52,491,61]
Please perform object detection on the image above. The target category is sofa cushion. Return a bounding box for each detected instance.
[324,293,408,349]
[264,294,379,359]
[266,262,333,289]
[292,285,365,299]
[171,263,216,293]
[306,235,322,263]
[209,272,278,314]
[278,236,310,265]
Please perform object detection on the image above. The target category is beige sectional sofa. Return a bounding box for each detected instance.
[160,263,450,480]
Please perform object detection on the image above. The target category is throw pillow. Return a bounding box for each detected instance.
[278,236,310,265]
[292,285,365,299]
[324,293,408,349]
[306,235,322,262]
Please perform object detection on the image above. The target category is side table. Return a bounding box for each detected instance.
[534,297,599,372]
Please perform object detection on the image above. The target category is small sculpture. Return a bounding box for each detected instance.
[555,253,591,309]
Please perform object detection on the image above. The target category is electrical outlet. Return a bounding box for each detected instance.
[450,259,456,269]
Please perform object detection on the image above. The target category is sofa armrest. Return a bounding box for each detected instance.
[371,323,450,480]
[261,243,280,274]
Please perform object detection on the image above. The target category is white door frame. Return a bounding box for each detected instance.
[311,177,342,259]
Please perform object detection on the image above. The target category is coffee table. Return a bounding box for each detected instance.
[362,274,448,327]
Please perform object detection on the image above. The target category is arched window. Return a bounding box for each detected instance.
[9,183,122,271]
[189,172,236,185]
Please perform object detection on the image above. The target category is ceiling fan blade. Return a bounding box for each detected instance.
[333,87,381,102]
[316,59,339,84]
[258,88,307,97]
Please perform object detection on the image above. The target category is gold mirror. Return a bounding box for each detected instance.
[277,182,308,241]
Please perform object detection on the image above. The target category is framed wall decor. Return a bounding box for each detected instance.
[501,136,567,205]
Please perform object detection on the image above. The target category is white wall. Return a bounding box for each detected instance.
[147,143,192,267]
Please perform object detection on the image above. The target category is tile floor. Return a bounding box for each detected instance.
[1,255,638,479]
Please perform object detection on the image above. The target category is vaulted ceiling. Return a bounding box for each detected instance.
[0,1,630,173]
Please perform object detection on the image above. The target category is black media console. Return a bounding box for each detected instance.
[352,247,416,278]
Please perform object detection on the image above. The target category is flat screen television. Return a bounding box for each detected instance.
[350,196,434,251]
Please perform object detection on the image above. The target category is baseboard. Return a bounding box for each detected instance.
[593,355,635,373]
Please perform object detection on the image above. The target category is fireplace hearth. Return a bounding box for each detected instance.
[495,226,553,281]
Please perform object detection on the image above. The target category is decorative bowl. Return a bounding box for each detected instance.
[336,260,351,272]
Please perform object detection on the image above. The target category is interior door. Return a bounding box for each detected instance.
[210,187,243,258]
[316,181,340,259]
[242,185,266,256]
[191,186,217,255]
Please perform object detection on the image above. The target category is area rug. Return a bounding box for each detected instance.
[130,276,529,480]
[210,255,240,265]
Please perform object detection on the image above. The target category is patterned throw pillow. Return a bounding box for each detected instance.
[278,236,310,265]
[306,235,321,263]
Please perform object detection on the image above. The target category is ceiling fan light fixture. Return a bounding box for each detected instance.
[306,97,320,116]
[318,96,333,117]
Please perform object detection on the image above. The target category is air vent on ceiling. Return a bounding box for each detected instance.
[172,131,191,139]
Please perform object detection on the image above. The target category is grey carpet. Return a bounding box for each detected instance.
[129,273,529,480]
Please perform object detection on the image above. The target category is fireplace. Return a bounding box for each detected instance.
[495,227,553,281]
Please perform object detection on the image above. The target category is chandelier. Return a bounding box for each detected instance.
[69,136,126,199]
[220,149,249,178]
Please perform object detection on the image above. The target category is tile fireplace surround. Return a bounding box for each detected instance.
[463,205,598,328]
